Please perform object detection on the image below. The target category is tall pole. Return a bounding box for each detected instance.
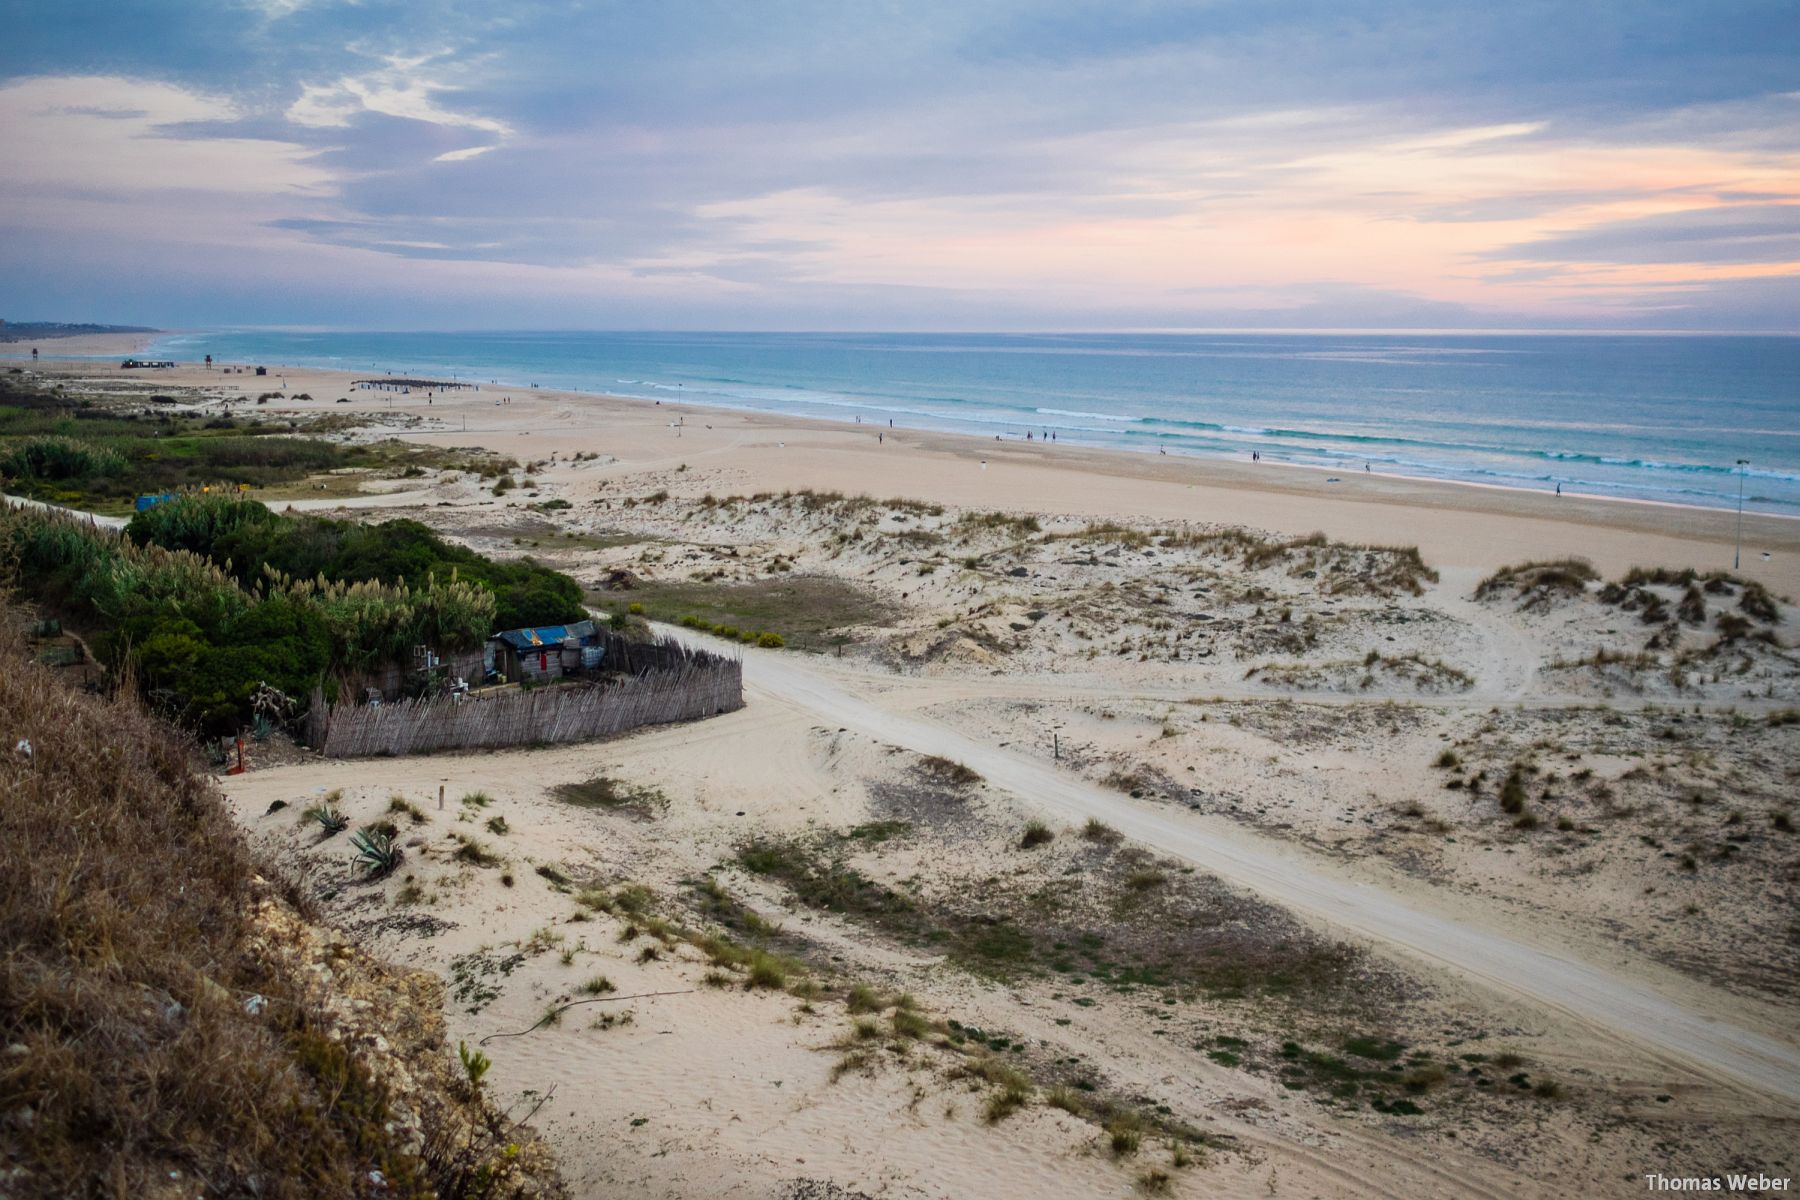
[1734,459,1749,571]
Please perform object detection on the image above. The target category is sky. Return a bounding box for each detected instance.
[1,0,1796,332]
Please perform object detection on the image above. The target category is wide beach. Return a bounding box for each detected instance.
[9,337,1799,1198]
[20,335,1800,594]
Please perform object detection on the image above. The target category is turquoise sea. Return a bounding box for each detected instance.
[142,330,1800,516]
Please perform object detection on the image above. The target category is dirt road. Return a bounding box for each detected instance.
[716,636,1800,1104]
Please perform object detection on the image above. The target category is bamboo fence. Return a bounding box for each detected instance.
[306,644,742,758]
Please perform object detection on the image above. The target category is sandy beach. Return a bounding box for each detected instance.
[16,336,1798,593]
[14,343,1798,1198]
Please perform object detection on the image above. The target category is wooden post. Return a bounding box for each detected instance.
[438,784,445,811]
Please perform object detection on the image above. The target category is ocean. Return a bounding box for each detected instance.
[142,330,1800,516]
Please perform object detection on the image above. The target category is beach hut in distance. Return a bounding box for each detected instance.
[487,619,603,683]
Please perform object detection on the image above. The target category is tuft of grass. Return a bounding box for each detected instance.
[387,795,427,824]
[1107,1113,1144,1157]
[452,834,502,868]
[918,755,983,787]
[1019,820,1055,850]
[581,975,615,996]
[982,1067,1032,1123]
[1081,818,1123,845]
[745,950,791,991]
[891,1008,930,1039]
[1498,766,1528,814]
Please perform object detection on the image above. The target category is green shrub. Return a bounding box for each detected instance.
[457,1040,491,1090]
[349,826,402,876]
[1106,1113,1143,1156]
[3,500,582,732]
[2,435,128,481]
[308,802,348,836]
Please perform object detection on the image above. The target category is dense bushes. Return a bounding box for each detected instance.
[1,501,522,732]
[129,496,584,631]
[0,381,358,504]
[1,434,127,482]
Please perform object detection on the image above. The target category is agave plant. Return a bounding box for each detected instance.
[350,825,403,876]
[309,802,349,836]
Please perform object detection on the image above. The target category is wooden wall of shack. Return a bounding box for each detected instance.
[339,629,681,701]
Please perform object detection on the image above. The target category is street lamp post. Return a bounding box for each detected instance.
[1734,459,1749,570]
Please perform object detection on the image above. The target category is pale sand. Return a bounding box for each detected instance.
[20,348,1799,595]
[23,347,1798,1197]
[0,330,159,356]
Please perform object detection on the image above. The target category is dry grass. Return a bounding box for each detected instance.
[0,614,561,1199]
[1475,559,1599,606]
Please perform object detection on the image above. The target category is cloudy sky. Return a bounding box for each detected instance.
[2,0,1796,331]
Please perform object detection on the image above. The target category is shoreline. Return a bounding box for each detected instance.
[15,340,1800,593]
[127,331,1800,522]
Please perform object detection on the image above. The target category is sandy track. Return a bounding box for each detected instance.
[706,634,1800,1105]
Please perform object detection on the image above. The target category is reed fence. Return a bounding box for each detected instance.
[306,641,741,757]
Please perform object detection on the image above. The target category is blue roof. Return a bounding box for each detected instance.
[494,619,596,650]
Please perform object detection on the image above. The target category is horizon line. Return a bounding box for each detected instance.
[142,325,1800,338]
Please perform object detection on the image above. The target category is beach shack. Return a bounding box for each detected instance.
[487,619,603,684]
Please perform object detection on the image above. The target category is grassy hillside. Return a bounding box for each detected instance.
[0,615,565,1198]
